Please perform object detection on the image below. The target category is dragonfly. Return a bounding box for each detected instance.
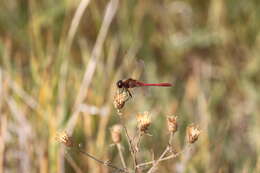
[116,78,172,98]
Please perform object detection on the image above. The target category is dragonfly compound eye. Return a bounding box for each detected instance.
[117,80,123,88]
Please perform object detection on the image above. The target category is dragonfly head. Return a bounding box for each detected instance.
[117,80,123,88]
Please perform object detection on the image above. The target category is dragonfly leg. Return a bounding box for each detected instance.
[122,88,132,101]
[127,89,133,98]
[117,88,132,101]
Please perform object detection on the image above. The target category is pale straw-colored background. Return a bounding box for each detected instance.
[0,0,259,172]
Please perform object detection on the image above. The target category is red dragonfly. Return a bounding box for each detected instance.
[117,78,172,97]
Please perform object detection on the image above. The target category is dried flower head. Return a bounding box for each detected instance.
[186,124,201,144]
[167,116,178,133]
[136,111,151,133]
[113,89,129,110]
[56,131,74,147]
[111,124,122,144]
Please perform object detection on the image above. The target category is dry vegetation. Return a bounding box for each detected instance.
[0,0,260,172]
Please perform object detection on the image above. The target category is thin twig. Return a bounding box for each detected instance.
[118,113,139,172]
[156,144,190,161]
[76,148,127,172]
[116,144,127,169]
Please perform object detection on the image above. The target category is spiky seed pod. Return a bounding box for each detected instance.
[186,124,201,144]
[111,124,122,144]
[167,116,178,133]
[113,89,129,110]
[55,131,74,147]
[136,111,151,133]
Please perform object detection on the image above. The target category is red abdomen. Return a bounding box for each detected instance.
[137,82,172,87]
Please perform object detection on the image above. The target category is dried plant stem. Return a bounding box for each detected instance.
[76,148,127,172]
[66,0,119,134]
[169,132,173,146]
[116,144,127,169]
[135,132,142,152]
[118,113,139,172]
[146,144,171,173]
[67,0,91,49]
[136,143,191,169]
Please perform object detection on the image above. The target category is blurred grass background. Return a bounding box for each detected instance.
[0,0,260,172]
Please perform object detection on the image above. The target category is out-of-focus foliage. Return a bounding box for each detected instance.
[0,0,260,172]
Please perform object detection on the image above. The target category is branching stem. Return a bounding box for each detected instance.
[136,143,191,170]
[118,113,139,172]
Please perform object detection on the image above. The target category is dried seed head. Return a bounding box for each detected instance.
[187,124,201,144]
[167,116,178,133]
[136,111,151,133]
[104,160,112,166]
[55,131,74,147]
[111,124,122,144]
[113,89,129,110]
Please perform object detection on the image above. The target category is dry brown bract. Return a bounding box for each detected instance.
[167,116,178,133]
[56,131,74,147]
[136,111,151,133]
[186,124,201,144]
